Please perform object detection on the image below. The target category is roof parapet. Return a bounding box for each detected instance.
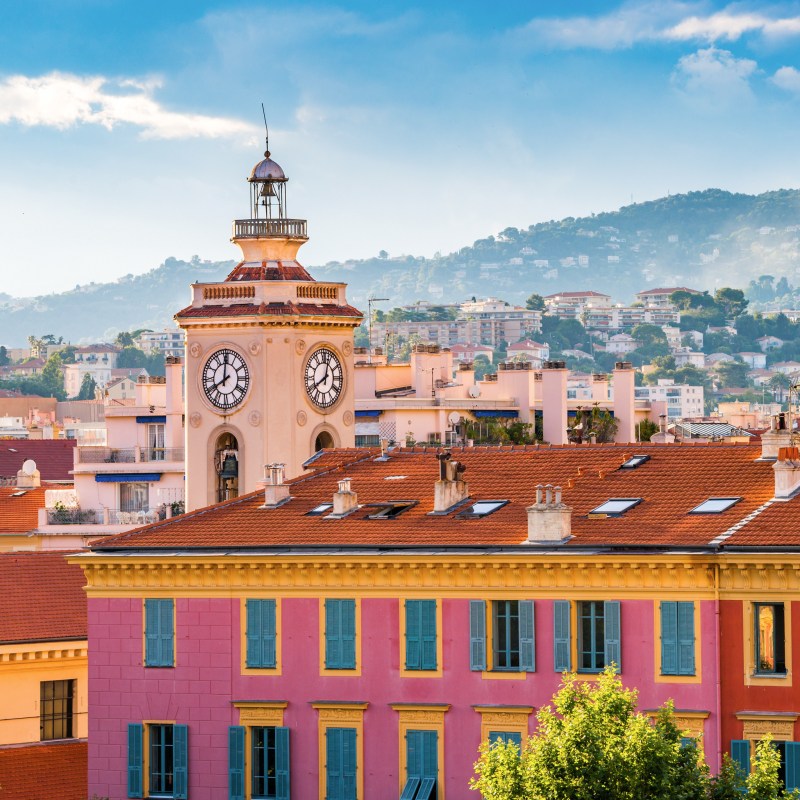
[332,477,359,516]
[260,463,290,508]
[526,483,572,544]
[433,451,469,512]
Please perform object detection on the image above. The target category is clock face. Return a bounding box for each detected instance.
[202,348,250,410]
[304,347,343,409]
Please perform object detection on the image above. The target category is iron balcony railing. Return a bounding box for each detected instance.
[232,218,308,239]
[45,503,185,526]
[140,447,185,463]
[77,447,184,464]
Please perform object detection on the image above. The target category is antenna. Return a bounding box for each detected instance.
[261,103,269,154]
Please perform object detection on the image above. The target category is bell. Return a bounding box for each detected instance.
[260,183,276,197]
[219,454,238,480]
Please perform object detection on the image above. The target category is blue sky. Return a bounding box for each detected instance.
[1,1,800,297]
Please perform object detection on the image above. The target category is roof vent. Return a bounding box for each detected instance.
[332,477,359,516]
[260,463,290,508]
[526,484,571,544]
[433,451,469,512]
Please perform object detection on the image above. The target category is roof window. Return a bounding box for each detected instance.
[589,498,642,517]
[620,454,651,469]
[365,501,417,519]
[306,503,333,516]
[457,500,508,518]
[10,490,27,497]
[689,497,742,514]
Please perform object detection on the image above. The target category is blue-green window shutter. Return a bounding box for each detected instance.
[326,727,356,800]
[173,724,188,799]
[489,731,522,747]
[786,742,800,791]
[661,601,678,674]
[407,730,438,781]
[405,600,421,669]
[325,599,356,670]
[246,599,276,668]
[604,600,621,671]
[145,599,174,667]
[470,600,486,671]
[519,600,535,672]
[127,723,143,799]
[677,602,695,675]
[731,740,751,782]
[228,726,245,800]
[400,778,420,800]
[420,601,437,670]
[553,600,571,672]
[341,600,356,668]
[275,726,291,800]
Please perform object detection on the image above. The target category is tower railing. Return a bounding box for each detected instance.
[232,219,308,239]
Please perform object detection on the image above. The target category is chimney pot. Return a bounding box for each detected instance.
[332,477,358,516]
[260,462,290,507]
[535,484,544,504]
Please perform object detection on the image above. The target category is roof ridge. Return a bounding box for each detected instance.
[709,498,776,546]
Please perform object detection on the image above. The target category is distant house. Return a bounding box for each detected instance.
[706,353,735,367]
[507,340,550,362]
[674,350,706,368]
[757,335,784,352]
[605,333,637,355]
[737,352,767,369]
[635,287,700,307]
[771,361,800,376]
[450,344,495,364]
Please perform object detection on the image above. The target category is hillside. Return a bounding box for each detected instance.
[2,188,799,345]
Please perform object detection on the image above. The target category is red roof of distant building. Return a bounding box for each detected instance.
[0,486,48,534]
[92,442,788,551]
[0,440,75,481]
[225,260,315,282]
[0,551,86,643]
[0,740,87,800]
[74,343,119,353]
[544,291,610,299]
[636,287,700,296]
[508,340,547,350]
[176,302,363,320]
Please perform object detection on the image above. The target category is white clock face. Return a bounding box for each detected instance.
[202,348,250,410]
[304,347,343,409]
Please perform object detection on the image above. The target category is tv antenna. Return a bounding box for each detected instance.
[261,103,269,154]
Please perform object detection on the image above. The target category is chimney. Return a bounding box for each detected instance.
[332,477,359,516]
[16,459,41,489]
[541,361,568,445]
[526,483,572,544]
[612,362,636,443]
[773,447,800,497]
[761,413,794,459]
[260,463,290,507]
[433,451,469,512]
[650,413,676,444]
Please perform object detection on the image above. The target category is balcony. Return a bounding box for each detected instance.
[77,446,185,465]
[232,219,308,240]
[40,501,184,529]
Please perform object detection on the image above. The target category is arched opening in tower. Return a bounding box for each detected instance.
[314,431,335,452]
[215,432,239,503]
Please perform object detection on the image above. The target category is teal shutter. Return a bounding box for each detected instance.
[731,740,751,781]
[228,726,245,800]
[341,600,356,669]
[407,730,437,780]
[661,601,678,674]
[145,599,174,667]
[553,600,571,672]
[127,723,143,799]
[325,600,356,669]
[275,726,290,800]
[422,730,437,778]
[326,727,356,800]
[417,777,436,800]
[420,601,437,670]
[786,742,800,791]
[246,599,276,668]
[173,724,188,799]
[407,729,421,780]
[604,601,621,671]
[519,600,535,672]
[405,600,422,669]
[470,600,486,671]
[677,602,695,675]
[342,727,356,800]
[400,778,420,800]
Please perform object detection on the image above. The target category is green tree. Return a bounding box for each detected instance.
[0,345,8,367]
[715,360,751,389]
[525,293,545,311]
[115,331,135,347]
[637,418,659,441]
[714,288,748,319]
[76,372,97,400]
[40,352,66,400]
[769,373,791,402]
[746,736,799,800]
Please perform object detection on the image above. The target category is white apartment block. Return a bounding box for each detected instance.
[634,379,704,420]
[135,329,185,358]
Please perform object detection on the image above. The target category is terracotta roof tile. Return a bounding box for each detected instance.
[0,486,48,534]
[0,740,87,800]
[226,260,315,282]
[0,552,87,644]
[175,302,362,319]
[93,443,782,552]
[0,440,76,481]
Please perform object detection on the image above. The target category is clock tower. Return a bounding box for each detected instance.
[177,145,363,511]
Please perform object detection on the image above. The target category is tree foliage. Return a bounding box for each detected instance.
[76,372,98,400]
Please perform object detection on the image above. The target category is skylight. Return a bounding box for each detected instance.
[620,454,651,470]
[589,498,642,516]
[689,497,741,514]
[307,503,333,516]
[10,490,27,497]
[458,500,508,518]
[366,501,417,519]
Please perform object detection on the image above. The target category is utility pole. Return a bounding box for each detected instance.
[367,296,389,364]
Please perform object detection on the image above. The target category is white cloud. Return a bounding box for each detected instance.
[665,11,800,42]
[772,65,800,93]
[0,71,259,141]
[671,47,758,105]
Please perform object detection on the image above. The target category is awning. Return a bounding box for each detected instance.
[472,410,519,419]
[355,410,382,418]
[136,415,167,424]
[95,473,163,482]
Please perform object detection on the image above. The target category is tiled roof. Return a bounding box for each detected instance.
[225,260,315,282]
[176,302,362,319]
[0,486,48,534]
[636,287,700,295]
[0,740,87,800]
[544,291,609,299]
[0,440,76,481]
[0,551,87,643]
[93,443,787,552]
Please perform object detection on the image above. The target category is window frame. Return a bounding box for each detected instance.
[689,497,741,514]
[243,598,279,672]
[230,703,289,800]
[402,599,441,676]
[554,600,621,674]
[320,598,361,676]
[588,498,642,516]
[578,600,606,673]
[40,679,74,741]
[469,599,535,676]
[391,705,448,800]
[312,703,367,800]
[754,602,787,676]
[127,721,188,800]
[143,598,175,668]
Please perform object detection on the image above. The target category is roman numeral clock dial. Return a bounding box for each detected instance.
[304,347,343,409]
[202,348,250,411]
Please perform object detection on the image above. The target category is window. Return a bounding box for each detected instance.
[228,725,290,800]
[660,601,695,676]
[589,498,642,516]
[731,740,800,792]
[325,599,356,670]
[553,600,621,673]
[457,500,508,519]
[121,482,149,513]
[246,599,276,669]
[40,679,74,740]
[488,731,522,747]
[354,435,379,447]
[325,727,357,800]
[306,503,333,516]
[405,600,437,671]
[469,599,535,673]
[148,423,166,460]
[365,501,416,519]
[145,598,174,667]
[127,722,188,800]
[619,454,650,469]
[401,730,438,800]
[755,603,786,674]
[690,497,741,514]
